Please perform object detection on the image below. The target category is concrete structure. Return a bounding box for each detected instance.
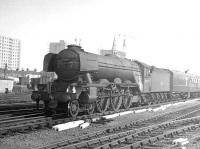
[0,78,14,93]
[49,40,68,54]
[0,35,21,70]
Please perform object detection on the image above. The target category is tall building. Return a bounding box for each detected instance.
[49,40,68,54]
[0,35,21,70]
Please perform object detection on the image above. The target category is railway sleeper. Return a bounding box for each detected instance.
[35,104,200,149]
[0,118,52,136]
[94,118,200,149]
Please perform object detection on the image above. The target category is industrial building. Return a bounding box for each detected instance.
[0,35,21,70]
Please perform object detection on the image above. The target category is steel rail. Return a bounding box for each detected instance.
[0,116,52,136]
[118,120,200,149]
[95,116,200,149]
[1,99,199,139]
[37,103,200,149]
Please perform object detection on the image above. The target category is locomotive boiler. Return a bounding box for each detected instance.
[45,45,141,83]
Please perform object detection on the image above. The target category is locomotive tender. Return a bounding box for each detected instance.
[31,45,200,117]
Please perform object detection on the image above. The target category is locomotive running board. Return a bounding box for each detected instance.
[80,83,138,88]
[119,83,138,88]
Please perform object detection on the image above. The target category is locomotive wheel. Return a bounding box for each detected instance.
[96,97,110,113]
[164,93,168,100]
[69,100,79,118]
[111,95,122,112]
[122,95,132,109]
[85,103,95,115]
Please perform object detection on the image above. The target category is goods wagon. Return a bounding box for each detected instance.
[171,71,200,98]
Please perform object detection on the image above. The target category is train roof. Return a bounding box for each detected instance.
[134,60,151,68]
[170,70,200,77]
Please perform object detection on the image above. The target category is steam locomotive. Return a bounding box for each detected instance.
[31,45,200,117]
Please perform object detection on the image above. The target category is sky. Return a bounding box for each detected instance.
[0,0,200,75]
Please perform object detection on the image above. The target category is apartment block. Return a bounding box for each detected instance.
[0,35,21,70]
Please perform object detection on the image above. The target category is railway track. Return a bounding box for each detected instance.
[0,99,199,139]
[37,102,200,149]
[0,116,51,136]
[134,120,200,149]
[0,107,43,116]
[0,103,43,120]
[184,134,200,149]
[0,112,44,121]
[0,97,173,122]
[94,116,200,149]
[0,93,32,104]
[0,102,41,111]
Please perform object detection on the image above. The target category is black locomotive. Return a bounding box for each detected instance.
[31,45,200,117]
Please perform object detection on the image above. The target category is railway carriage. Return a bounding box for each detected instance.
[171,71,200,98]
[135,65,200,104]
[31,45,200,117]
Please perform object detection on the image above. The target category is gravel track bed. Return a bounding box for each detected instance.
[166,123,200,149]
[168,130,200,149]
[0,100,32,104]
[1,99,200,149]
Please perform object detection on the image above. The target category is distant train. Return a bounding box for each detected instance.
[31,45,200,117]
